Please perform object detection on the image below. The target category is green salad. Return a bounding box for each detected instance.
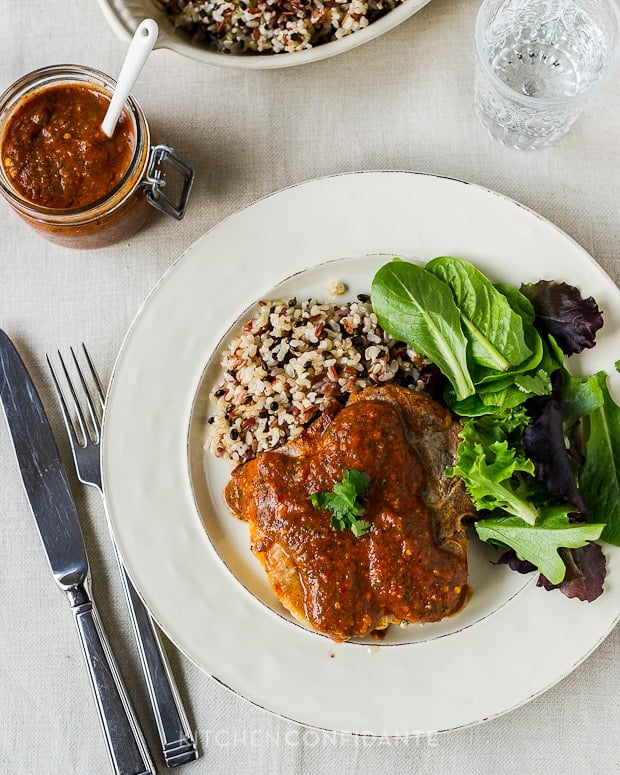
[370,256,619,601]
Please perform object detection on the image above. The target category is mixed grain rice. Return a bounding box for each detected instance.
[153,0,403,54]
[207,297,430,463]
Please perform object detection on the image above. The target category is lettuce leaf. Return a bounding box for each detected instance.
[498,543,606,601]
[520,280,603,355]
[448,368,552,417]
[447,434,540,525]
[523,392,588,515]
[370,257,615,598]
[561,371,604,430]
[475,508,605,584]
[537,543,606,601]
[578,372,620,545]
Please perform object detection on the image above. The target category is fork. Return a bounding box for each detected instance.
[48,345,199,769]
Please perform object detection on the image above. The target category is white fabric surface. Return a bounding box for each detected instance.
[1,1,619,773]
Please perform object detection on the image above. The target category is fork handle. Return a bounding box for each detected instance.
[116,555,199,767]
[68,586,154,775]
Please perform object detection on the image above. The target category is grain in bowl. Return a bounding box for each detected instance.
[152,0,404,54]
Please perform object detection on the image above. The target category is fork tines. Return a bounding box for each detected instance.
[47,345,105,447]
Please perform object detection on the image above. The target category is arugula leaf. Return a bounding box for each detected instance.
[446,433,540,525]
[426,256,531,371]
[578,372,620,545]
[475,507,605,584]
[309,469,371,537]
[370,259,475,400]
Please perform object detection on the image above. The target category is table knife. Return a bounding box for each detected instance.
[0,330,155,775]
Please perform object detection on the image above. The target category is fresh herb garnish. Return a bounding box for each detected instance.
[309,469,371,537]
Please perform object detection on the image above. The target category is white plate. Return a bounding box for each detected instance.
[97,0,432,70]
[102,172,620,734]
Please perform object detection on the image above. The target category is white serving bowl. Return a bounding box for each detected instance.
[98,0,432,70]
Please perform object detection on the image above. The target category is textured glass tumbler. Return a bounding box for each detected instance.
[474,0,620,149]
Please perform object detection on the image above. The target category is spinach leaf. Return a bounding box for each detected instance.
[470,284,545,386]
[370,259,475,400]
[426,256,532,372]
[475,507,605,584]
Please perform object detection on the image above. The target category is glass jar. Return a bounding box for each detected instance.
[0,65,194,249]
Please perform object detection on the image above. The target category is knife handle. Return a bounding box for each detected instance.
[69,586,155,775]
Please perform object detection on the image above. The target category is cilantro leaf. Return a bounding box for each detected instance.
[309,469,371,537]
[475,506,605,584]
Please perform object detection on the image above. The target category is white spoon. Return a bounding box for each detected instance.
[101,18,158,138]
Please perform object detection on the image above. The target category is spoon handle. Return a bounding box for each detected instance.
[102,18,158,138]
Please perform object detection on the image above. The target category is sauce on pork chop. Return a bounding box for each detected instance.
[224,385,474,642]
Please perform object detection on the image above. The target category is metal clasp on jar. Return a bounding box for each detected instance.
[142,144,194,220]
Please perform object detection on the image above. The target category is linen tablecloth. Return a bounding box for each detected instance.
[1,1,619,773]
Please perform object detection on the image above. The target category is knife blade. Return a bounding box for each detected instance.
[0,329,154,775]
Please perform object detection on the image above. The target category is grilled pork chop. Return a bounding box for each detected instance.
[224,384,475,641]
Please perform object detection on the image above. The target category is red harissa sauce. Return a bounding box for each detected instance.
[2,83,135,210]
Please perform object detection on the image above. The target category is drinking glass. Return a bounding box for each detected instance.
[474,0,620,149]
